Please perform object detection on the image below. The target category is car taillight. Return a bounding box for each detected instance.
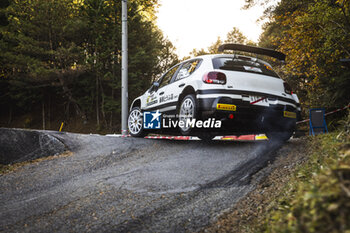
[203,72,226,85]
[284,82,293,95]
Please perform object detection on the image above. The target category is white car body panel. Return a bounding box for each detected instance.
[131,54,300,113]
[128,46,301,139]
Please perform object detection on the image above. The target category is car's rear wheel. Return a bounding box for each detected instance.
[128,107,146,137]
[179,94,197,135]
[197,134,215,141]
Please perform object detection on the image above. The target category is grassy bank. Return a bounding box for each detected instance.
[203,113,350,233]
[249,109,350,233]
[252,132,350,233]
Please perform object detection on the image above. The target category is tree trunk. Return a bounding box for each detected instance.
[42,100,45,130]
[65,102,70,121]
[110,88,114,128]
[96,75,100,128]
[48,94,51,129]
[99,78,107,127]
[8,106,12,125]
[57,74,86,122]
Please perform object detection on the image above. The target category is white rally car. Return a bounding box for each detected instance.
[128,44,301,141]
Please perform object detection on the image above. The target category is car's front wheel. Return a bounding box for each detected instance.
[128,107,146,137]
[179,94,197,135]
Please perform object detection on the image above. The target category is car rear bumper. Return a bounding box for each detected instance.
[197,96,298,134]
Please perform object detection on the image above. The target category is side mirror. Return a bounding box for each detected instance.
[153,81,159,88]
[149,81,159,92]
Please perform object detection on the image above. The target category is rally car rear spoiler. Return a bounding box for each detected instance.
[218,43,286,62]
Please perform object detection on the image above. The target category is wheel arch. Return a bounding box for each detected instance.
[130,98,141,111]
[177,86,196,111]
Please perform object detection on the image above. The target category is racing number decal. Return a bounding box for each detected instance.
[188,61,198,74]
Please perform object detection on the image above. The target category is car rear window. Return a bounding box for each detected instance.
[212,56,280,78]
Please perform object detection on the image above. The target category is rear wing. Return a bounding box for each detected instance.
[218,43,286,62]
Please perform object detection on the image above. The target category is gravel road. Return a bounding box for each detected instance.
[0,130,290,232]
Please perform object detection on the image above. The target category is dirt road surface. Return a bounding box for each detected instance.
[0,130,297,232]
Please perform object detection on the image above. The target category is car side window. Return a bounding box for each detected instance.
[174,60,201,82]
[159,65,179,89]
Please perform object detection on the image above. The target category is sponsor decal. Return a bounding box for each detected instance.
[250,96,268,105]
[250,96,269,106]
[144,110,161,129]
[146,100,158,106]
[283,111,296,118]
[159,94,174,103]
[216,104,236,111]
[146,95,158,106]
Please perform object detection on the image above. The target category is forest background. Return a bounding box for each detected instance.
[0,0,349,133]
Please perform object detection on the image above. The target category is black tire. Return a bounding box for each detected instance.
[178,94,197,136]
[197,134,215,141]
[128,107,147,137]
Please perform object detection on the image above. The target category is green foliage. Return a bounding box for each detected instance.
[253,129,350,233]
[0,0,178,131]
[190,27,253,57]
[258,0,350,111]
[225,27,249,44]
[208,37,223,54]
[0,0,9,28]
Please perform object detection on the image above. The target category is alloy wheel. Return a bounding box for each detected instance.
[128,108,143,135]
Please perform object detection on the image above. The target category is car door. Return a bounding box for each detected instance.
[160,59,202,114]
[143,64,180,112]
